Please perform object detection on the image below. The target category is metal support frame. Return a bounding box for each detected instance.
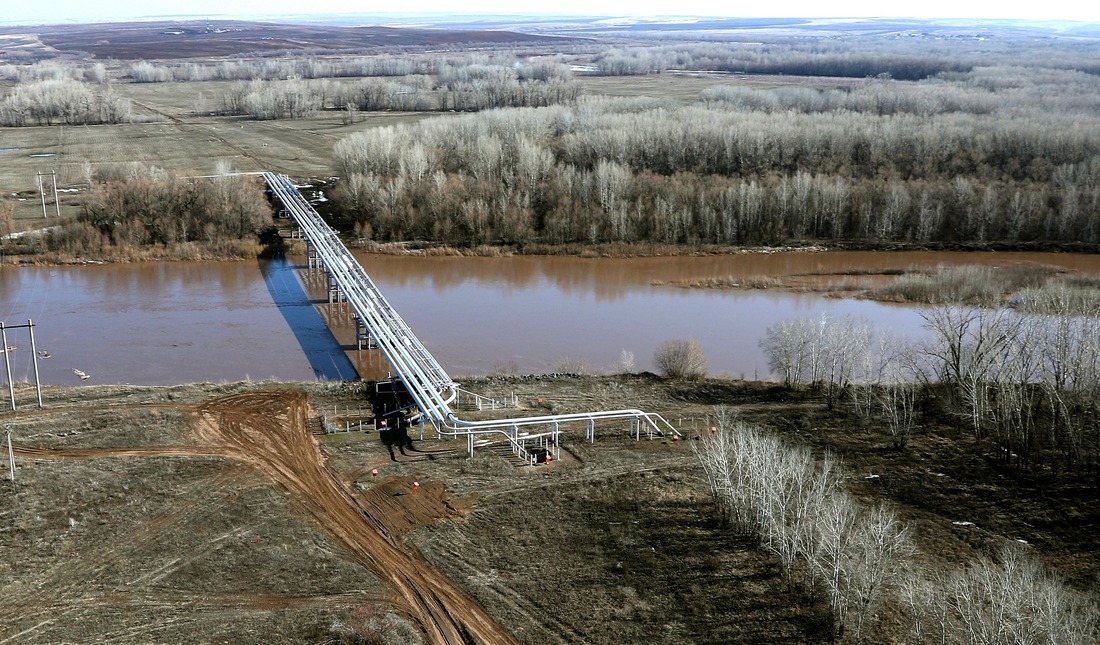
[261,172,679,457]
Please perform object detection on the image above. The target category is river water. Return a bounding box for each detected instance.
[2,251,1098,387]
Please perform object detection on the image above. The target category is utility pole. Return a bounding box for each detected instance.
[0,320,44,411]
[27,320,42,408]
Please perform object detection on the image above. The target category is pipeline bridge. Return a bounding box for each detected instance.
[261,172,678,461]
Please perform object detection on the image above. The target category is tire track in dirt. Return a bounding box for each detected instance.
[422,521,586,645]
[14,446,231,459]
[4,401,197,423]
[0,459,261,642]
[194,391,519,645]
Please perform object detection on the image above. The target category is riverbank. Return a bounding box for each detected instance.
[7,233,1100,267]
[346,237,1100,258]
[0,238,265,265]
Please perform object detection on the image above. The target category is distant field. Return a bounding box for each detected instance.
[0,90,443,224]
[0,19,573,59]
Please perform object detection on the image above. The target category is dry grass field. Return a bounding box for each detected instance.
[0,377,834,644]
[2,375,1095,643]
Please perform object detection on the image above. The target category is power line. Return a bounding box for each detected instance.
[0,320,44,411]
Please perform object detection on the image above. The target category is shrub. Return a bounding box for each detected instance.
[654,339,707,379]
[555,355,592,375]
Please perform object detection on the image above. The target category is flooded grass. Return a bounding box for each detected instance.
[868,264,1062,306]
[661,257,1100,314]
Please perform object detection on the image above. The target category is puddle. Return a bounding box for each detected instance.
[29,153,56,157]
[0,148,20,154]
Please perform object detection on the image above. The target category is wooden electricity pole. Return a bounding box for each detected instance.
[36,171,47,219]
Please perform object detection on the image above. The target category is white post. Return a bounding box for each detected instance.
[28,320,42,408]
[37,172,47,218]
[51,170,60,218]
[1,323,14,411]
[5,429,13,483]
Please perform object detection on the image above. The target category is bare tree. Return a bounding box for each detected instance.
[554,355,592,375]
[812,489,860,641]
[845,504,915,642]
[342,101,359,125]
[869,332,924,448]
[761,312,872,408]
[691,408,741,528]
[615,349,636,374]
[920,306,1023,437]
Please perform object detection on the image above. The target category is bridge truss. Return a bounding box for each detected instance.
[262,172,678,461]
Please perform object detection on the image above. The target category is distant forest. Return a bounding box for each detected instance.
[330,42,1100,248]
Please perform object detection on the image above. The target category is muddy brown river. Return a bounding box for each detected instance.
[2,251,1098,387]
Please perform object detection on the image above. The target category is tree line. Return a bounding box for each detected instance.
[211,60,579,120]
[0,79,135,126]
[127,51,566,83]
[591,38,1100,79]
[0,61,107,84]
[39,172,272,259]
[693,411,1098,644]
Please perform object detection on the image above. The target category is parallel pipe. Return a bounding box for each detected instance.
[262,173,678,450]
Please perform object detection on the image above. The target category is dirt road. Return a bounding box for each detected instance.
[194,390,518,645]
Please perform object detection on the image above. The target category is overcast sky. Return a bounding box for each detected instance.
[3,0,1098,25]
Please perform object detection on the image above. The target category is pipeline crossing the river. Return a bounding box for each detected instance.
[262,172,678,458]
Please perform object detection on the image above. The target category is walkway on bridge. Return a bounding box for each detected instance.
[262,172,677,461]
